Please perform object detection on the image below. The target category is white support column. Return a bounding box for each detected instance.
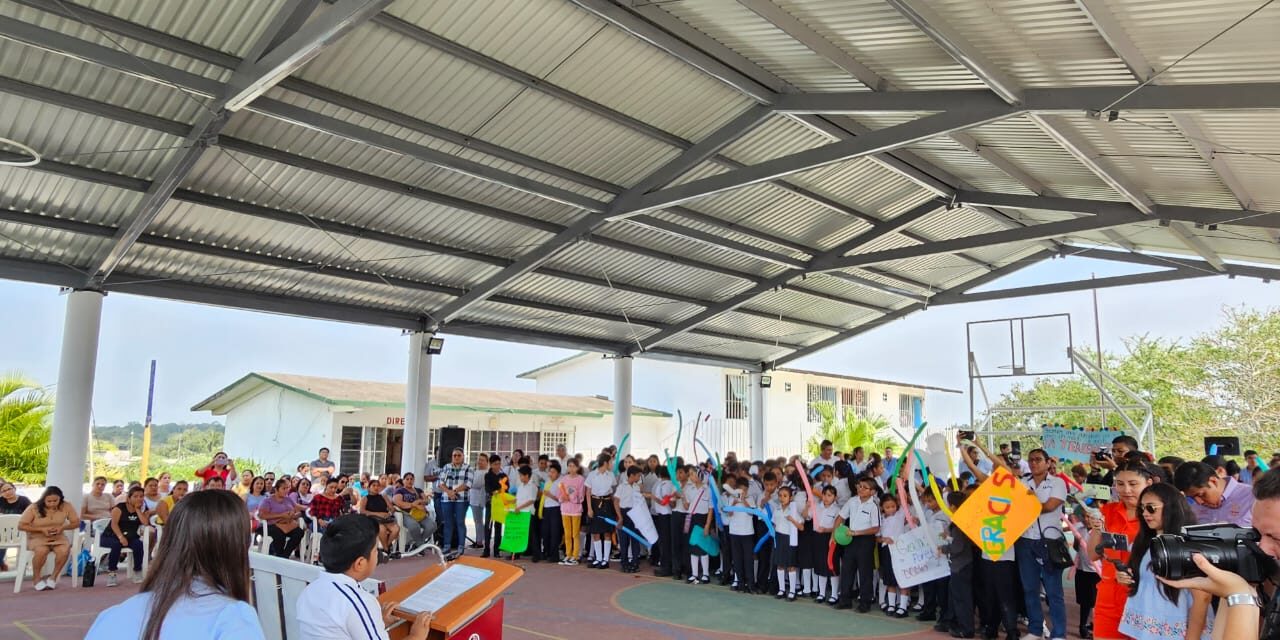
[47,289,105,507]
[401,332,433,478]
[612,356,633,455]
[749,372,766,460]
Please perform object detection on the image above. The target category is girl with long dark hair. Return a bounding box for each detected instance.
[87,490,264,639]
[1117,483,1214,640]
[1086,461,1155,639]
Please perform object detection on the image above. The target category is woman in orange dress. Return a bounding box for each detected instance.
[1086,461,1156,639]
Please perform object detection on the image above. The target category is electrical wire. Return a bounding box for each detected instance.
[1114,116,1280,167]
[0,227,88,276]
[0,136,41,167]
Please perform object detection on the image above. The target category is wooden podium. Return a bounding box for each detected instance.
[380,556,523,640]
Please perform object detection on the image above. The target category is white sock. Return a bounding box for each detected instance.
[788,570,798,595]
[593,540,602,562]
[802,568,813,592]
[602,541,611,565]
[691,555,700,577]
[829,577,839,598]
[699,555,709,575]
[817,576,826,597]
[777,569,786,592]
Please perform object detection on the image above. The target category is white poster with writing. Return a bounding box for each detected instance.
[889,525,950,588]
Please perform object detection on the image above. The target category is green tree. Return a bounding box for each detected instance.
[0,373,53,483]
[806,402,894,458]
[985,306,1279,459]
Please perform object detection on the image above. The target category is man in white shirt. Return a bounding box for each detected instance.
[297,515,433,640]
[813,440,840,469]
[1016,449,1068,640]
[553,444,570,474]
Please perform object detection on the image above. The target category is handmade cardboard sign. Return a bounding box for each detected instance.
[951,466,1041,560]
[889,525,950,588]
[499,511,531,553]
[1042,426,1124,464]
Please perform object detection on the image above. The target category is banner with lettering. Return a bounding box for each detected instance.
[889,525,950,588]
[951,466,1042,560]
[1042,426,1125,464]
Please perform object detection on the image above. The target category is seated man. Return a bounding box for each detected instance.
[297,515,433,640]
[392,473,436,557]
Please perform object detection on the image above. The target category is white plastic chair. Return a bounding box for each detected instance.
[258,516,310,560]
[393,511,408,555]
[249,552,381,640]
[10,525,82,593]
[91,520,151,582]
[0,515,25,591]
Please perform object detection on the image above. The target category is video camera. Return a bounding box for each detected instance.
[1151,524,1278,583]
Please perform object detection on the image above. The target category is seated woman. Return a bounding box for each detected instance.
[17,486,80,591]
[259,479,305,559]
[357,478,399,557]
[155,480,188,526]
[290,479,314,527]
[309,478,345,533]
[102,486,152,586]
[86,490,265,640]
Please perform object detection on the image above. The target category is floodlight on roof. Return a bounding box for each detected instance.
[426,337,445,355]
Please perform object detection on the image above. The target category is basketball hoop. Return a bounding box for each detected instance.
[0,137,41,167]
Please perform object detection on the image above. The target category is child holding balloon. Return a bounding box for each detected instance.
[772,485,804,601]
[877,494,911,617]
[811,485,841,604]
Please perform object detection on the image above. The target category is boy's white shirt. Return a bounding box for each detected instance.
[296,571,390,640]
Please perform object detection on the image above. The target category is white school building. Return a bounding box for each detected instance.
[192,372,669,476]
[519,353,959,459]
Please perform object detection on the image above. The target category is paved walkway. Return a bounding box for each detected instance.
[0,556,1084,640]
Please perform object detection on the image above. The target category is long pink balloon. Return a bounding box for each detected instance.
[797,459,819,522]
[895,454,917,527]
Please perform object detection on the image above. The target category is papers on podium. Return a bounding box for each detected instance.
[396,564,494,616]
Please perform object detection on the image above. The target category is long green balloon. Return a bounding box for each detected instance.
[887,421,928,488]
[612,433,630,474]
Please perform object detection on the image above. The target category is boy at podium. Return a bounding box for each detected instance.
[297,514,435,640]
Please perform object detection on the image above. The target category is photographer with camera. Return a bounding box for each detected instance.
[1154,468,1280,640]
[1090,435,1141,486]
[1116,483,1215,639]
[1087,461,1156,640]
[1174,461,1254,527]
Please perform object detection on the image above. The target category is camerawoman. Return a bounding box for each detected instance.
[1156,469,1280,640]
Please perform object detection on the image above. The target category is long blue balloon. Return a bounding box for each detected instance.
[599,516,651,549]
[706,478,724,528]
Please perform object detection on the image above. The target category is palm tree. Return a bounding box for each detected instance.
[806,402,894,458]
[0,373,54,483]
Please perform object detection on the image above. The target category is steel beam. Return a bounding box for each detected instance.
[882,0,1023,104]
[773,83,1280,114]
[770,248,1058,365]
[426,104,775,327]
[1068,247,1280,281]
[954,191,1280,229]
[2,207,808,350]
[736,0,887,91]
[622,200,947,353]
[0,78,876,333]
[930,269,1212,305]
[620,109,1016,217]
[822,213,1145,271]
[79,0,389,286]
[1073,0,1279,248]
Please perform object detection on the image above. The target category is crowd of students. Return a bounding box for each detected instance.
[464,436,1280,640]
[6,436,1279,640]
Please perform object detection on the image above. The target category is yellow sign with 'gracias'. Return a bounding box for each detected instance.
[951,466,1042,560]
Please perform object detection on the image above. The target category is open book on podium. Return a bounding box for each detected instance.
[380,556,523,639]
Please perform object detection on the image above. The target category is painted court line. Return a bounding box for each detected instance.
[12,621,45,640]
[504,623,568,640]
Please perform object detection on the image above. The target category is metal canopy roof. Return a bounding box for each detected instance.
[0,0,1277,373]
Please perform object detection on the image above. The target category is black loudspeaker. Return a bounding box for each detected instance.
[438,426,465,466]
[1204,436,1240,457]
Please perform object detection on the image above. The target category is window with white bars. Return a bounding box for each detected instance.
[807,384,837,422]
[463,429,570,464]
[899,394,923,428]
[725,374,748,419]
[841,387,869,418]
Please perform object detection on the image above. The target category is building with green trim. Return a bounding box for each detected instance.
[193,372,669,475]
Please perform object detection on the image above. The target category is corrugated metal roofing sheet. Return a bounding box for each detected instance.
[0,0,1274,369]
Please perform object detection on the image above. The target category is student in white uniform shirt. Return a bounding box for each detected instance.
[811,485,841,604]
[723,475,757,593]
[649,466,676,577]
[297,515,433,640]
[834,477,881,612]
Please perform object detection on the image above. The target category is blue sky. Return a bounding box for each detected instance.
[1,252,1274,428]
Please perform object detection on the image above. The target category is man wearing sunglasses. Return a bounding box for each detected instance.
[437,447,472,560]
